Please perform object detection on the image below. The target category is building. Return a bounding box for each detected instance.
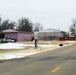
[34,28,61,40]
[0,29,34,42]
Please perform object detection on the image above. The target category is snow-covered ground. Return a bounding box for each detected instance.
[0,43,59,60]
[0,40,75,49]
[0,43,26,49]
[0,43,57,49]
[0,41,74,60]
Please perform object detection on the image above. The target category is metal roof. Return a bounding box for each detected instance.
[1,29,33,34]
[2,29,18,32]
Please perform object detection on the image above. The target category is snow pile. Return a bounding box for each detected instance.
[3,53,37,60]
[0,43,26,49]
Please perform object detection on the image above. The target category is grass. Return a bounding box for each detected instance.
[18,40,75,45]
[0,40,75,60]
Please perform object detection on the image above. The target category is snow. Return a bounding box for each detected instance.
[2,29,17,32]
[0,42,72,60]
[0,42,58,49]
[0,43,59,60]
[65,41,75,43]
[3,54,17,59]
[0,43,26,49]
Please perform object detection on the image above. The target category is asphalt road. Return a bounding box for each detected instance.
[0,43,76,75]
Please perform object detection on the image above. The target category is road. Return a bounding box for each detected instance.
[0,44,76,75]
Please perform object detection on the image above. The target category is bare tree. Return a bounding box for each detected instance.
[17,17,33,32]
[33,22,43,31]
[69,18,76,37]
[7,21,16,29]
[0,20,16,31]
[1,20,9,30]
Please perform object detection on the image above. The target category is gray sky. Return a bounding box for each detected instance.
[0,0,76,31]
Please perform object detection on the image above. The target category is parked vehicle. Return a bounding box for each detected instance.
[0,38,3,43]
[0,38,15,43]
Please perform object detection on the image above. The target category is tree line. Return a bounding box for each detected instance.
[0,17,43,32]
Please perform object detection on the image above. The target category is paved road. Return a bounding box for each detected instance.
[0,44,76,75]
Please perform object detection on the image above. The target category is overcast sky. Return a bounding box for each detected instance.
[0,0,76,31]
